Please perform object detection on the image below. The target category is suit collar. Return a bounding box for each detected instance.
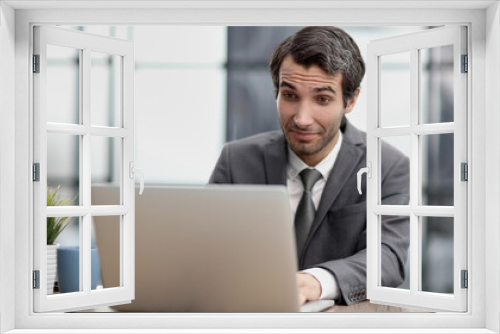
[263,121,365,187]
[262,123,366,264]
[342,118,365,147]
[287,131,344,182]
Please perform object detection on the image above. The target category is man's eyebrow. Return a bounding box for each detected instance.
[314,86,336,95]
[280,81,337,95]
[280,81,296,90]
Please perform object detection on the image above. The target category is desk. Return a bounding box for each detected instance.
[325,300,426,313]
[80,301,427,313]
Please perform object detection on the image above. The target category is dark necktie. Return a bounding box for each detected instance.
[295,168,322,259]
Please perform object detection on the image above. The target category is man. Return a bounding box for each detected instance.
[209,26,410,306]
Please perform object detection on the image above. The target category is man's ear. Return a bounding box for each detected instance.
[345,88,361,114]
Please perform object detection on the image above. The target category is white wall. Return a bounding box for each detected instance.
[0,2,16,333]
[6,6,495,332]
[485,2,500,333]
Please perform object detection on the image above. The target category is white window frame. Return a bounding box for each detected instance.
[2,2,498,333]
[32,25,136,312]
[366,26,468,312]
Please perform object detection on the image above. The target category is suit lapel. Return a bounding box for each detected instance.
[263,135,288,185]
[304,124,365,255]
[261,125,365,263]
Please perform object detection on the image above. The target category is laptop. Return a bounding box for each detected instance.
[92,185,335,312]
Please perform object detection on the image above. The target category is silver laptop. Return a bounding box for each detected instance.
[92,185,334,312]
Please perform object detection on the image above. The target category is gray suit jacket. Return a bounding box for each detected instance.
[209,121,410,305]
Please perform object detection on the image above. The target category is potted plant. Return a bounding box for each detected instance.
[47,185,76,294]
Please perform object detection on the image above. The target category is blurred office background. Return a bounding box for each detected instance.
[46,26,454,296]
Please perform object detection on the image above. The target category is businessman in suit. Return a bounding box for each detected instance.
[209,26,410,306]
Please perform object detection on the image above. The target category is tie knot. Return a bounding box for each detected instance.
[299,168,322,191]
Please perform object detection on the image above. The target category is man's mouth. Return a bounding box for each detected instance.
[290,130,319,141]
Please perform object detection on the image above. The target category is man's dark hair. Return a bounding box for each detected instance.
[270,26,366,108]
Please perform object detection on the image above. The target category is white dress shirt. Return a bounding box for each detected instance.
[287,131,343,301]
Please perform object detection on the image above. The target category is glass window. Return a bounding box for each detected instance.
[34,25,135,313]
[367,26,466,312]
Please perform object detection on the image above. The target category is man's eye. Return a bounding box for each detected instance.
[317,96,331,104]
[283,92,297,100]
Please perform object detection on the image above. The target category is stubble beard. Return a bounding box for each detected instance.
[285,123,339,158]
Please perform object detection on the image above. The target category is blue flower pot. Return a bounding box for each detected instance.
[57,246,100,293]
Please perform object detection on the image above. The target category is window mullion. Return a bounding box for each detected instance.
[46,123,89,135]
[90,205,130,216]
[372,127,411,137]
[372,124,454,138]
[373,205,411,215]
[413,123,454,135]
[90,126,130,137]
[410,47,420,295]
[33,25,135,313]
[45,124,131,138]
[81,47,92,294]
[365,46,379,298]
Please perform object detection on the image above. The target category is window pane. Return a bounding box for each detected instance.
[93,215,121,290]
[379,136,410,205]
[50,217,81,294]
[47,133,80,206]
[421,216,454,294]
[421,133,454,206]
[380,52,410,128]
[420,45,454,124]
[91,136,121,205]
[46,44,80,124]
[380,215,410,290]
[91,52,122,127]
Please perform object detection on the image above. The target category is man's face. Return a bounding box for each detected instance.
[277,56,359,166]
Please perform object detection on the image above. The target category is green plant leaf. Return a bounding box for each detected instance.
[46,186,77,245]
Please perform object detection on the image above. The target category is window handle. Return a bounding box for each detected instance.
[357,162,371,195]
[129,162,145,195]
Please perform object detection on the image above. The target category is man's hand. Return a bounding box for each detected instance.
[297,273,322,305]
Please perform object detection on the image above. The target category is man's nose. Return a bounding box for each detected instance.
[294,101,314,128]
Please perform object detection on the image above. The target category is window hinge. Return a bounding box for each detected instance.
[461,54,468,73]
[33,163,40,182]
[461,270,468,289]
[461,163,468,181]
[33,54,40,73]
[33,270,40,289]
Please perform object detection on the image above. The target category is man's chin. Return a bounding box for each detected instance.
[288,142,320,157]
[285,128,338,162]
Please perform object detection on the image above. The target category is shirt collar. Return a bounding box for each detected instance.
[287,131,343,181]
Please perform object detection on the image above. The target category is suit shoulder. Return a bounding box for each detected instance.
[214,131,286,184]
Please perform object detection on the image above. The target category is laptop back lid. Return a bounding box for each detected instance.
[93,185,300,312]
